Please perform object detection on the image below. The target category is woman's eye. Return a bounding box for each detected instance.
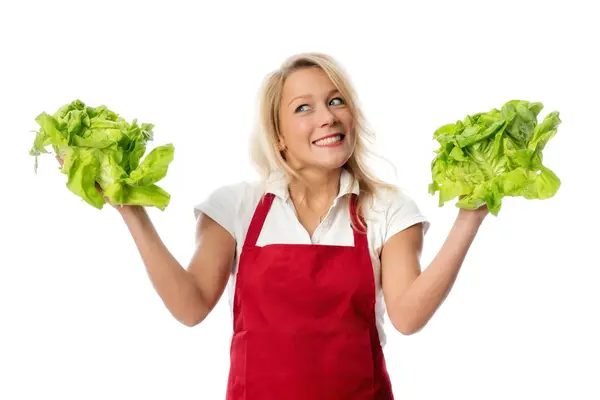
[294,97,344,113]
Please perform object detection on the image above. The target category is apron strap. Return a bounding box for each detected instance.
[350,193,369,250]
[244,192,275,247]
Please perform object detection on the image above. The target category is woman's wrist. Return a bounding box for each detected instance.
[456,206,488,227]
[117,205,148,221]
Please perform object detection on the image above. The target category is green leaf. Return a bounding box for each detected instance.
[64,148,105,209]
[124,144,175,186]
[528,111,561,151]
[123,184,171,210]
[35,113,68,146]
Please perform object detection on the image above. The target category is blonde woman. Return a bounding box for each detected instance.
[110,53,488,399]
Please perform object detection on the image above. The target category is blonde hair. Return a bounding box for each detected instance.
[249,52,394,231]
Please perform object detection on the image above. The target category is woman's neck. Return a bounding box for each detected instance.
[288,168,341,212]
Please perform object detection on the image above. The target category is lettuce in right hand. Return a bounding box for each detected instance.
[29,100,174,210]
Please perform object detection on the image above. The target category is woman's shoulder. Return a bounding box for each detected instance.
[368,184,420,214]
[193,179,266,221]
[365,183,430,236]
[206,179,265,200]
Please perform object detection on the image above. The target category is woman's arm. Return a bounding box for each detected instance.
[120,206,235,327]
[381,207,488,335]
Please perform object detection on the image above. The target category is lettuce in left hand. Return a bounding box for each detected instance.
[428,100,561,216]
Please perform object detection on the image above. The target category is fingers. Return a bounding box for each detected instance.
[94,183,121,208]
[57,160,119,209]
[94,182,109,203]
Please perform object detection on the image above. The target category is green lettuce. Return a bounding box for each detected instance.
[29,100,174,210]
[428,100,561,216]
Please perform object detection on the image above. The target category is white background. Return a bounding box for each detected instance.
[1,0,599,399]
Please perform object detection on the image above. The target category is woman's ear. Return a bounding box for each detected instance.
[277,136,287,152]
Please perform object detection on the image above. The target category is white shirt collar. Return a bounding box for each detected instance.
[265,168,360,201]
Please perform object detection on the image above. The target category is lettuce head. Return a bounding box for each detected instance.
[29,100,174,210]
[429,100,561,216]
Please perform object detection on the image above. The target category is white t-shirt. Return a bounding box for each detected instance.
[194,168,430,346]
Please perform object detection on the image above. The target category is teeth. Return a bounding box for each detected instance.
[314,135,342,146]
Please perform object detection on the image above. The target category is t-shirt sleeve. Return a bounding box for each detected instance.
[384,188,431,244]
[193,183,245,240]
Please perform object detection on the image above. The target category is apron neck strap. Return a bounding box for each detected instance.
[245,192,275,247]
[349,193,369,249]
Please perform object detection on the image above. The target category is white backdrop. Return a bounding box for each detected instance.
[2,1,599,399]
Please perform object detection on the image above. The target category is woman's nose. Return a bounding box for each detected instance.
[318,107,338,128]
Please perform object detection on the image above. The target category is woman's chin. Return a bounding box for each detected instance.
[287,148,353,172]
[315,154,353,171]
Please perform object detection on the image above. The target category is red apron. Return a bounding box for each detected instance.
[226,193,394,399]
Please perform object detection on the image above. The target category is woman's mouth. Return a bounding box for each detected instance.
[313,134,345,147]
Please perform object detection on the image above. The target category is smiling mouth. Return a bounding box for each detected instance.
[313,134,345,146]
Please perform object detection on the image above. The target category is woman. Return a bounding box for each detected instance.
[109,53,488,399]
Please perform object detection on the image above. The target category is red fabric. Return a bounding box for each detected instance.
[226,193,394,399]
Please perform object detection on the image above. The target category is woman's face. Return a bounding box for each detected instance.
[278,67,355,172]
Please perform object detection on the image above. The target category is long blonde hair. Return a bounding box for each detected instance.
[249,52,394,231]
